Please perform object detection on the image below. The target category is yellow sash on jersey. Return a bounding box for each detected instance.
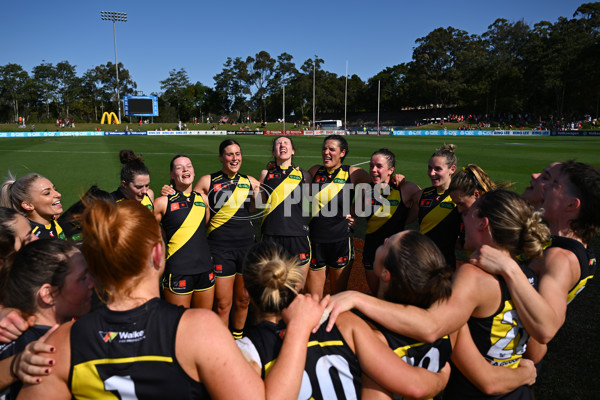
[262,168,303,224]
[167,193,206,260]
[208,176,251,234]
[366,186,402,234]
[419,193,455,235]
[141,193,154,212]
[311,168,349,219]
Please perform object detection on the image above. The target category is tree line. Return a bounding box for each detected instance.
[1,2,599,125]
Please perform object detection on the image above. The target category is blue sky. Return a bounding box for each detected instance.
[0,0,586,95]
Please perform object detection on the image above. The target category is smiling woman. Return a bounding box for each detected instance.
[0,173,65,240]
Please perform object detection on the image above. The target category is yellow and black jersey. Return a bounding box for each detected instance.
[418,187,461,267]
[444,261,536,400]
[68,298,209,399]
[162,191,212,276]
[111,188,154,212]
[363,183,409,264]
[29,219,65,240]
[548,235,596,304]
[206,171,255,248]
[237,320,361,400]
[261,166,309,237]
[309,165,353,243]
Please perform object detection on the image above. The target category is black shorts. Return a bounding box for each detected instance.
[310,237,354,271]
[211,246,252,278]
[162,271,215,294]
[262,234,311,266]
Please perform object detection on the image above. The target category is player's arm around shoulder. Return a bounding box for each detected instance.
[153,195,168,223]
[193,174,211,196]
[17,321,74,400]
[349,166,372,185]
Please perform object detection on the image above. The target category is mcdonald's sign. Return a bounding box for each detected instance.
[101,112,120,125]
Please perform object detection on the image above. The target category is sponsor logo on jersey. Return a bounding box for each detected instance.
[333,178,346,184]
[237,183,250,189]
[193,201,205,207]
[214,183,223,191]
[170,203,180,211]
[388,200,400,206]
[440,202,455,209]
[289,175,302,180]
[420,199,432,207]
[314,176,326,183]
[99,331,118,343]
[300,253,308,260]
[99,330,146,344]
[215,264,223,272]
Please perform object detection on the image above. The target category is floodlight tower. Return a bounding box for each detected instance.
[100,11,127,123]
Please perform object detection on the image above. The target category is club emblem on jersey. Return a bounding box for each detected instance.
[99,331,118,343]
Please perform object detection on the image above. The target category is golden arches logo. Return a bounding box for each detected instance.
[101,112,120,125]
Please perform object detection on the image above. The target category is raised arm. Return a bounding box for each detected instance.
[470,245,573,343]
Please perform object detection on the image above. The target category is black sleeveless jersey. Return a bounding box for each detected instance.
[162,191,212,275]
[29,219,65,240]
[309,165,353,243]
[364,183,409,244]
[239,319,361,400]
[206,171,255,249]
[261,166,309,237]
[444,261,536,400]
[111,188,154,212]
[418,187,460,267]
[68,298,209,399]
[0,324,50,400]
[547,235,596,304]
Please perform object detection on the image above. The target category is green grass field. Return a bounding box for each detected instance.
[0,133,598,398]
[1,134,599,209]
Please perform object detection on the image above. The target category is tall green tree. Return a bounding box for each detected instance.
[94,62,137,116]
[407,27,474,108]
[55,61,79,119]
[0,63,29,122]
[160,68,193,121]
[482,19,530,116]
[32,61,58,120]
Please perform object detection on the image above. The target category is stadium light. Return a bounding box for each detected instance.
[100,11,127,123]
